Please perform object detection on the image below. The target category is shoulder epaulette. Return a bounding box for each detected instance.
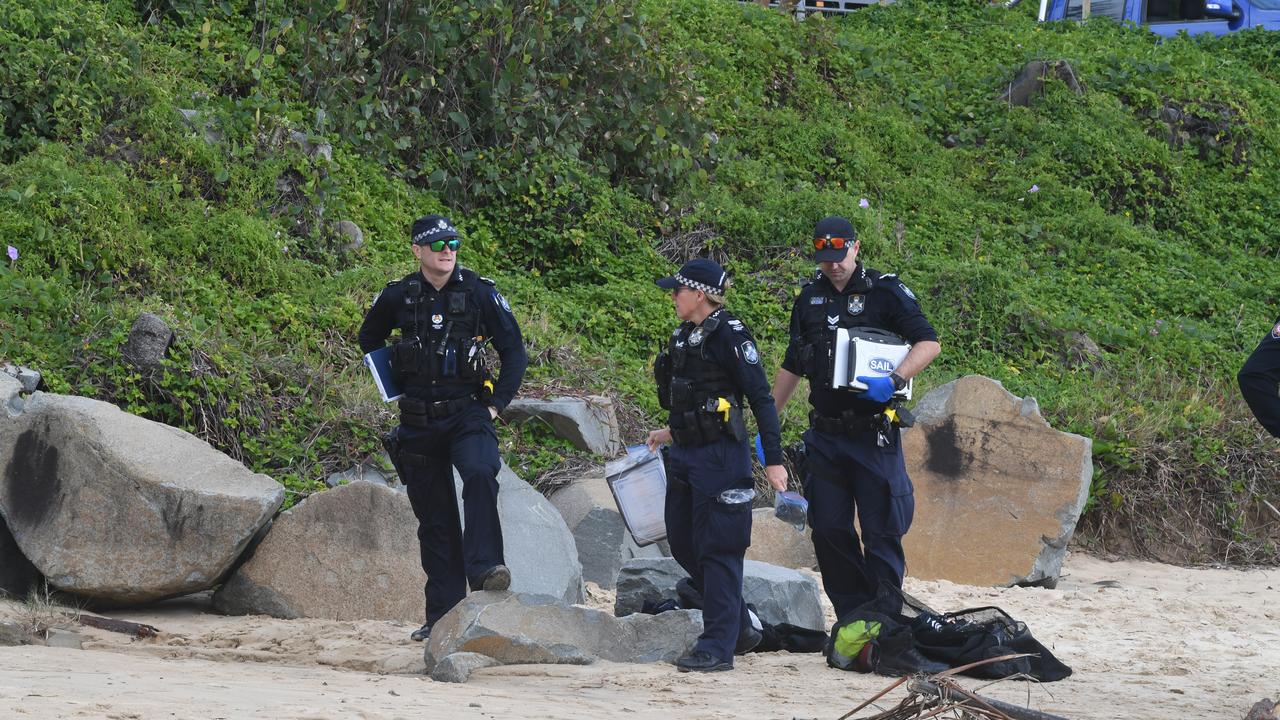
[478,276,496,286]
[385,279,401,288]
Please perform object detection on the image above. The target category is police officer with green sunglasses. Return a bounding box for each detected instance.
[359,214,528,642]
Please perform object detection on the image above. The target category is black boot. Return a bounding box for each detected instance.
[734,624,762,655]
[410,623,432,642]
[472,564,511,592]
[676,650,732,673]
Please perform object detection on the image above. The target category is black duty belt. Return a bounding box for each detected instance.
[809,409,882,437]
[399,393,479,426]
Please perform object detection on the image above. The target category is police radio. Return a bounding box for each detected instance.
[830,327,912,400]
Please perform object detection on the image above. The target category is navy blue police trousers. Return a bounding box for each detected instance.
[802,427,914,620]
[664,437,754,663]
[398,400,504,625]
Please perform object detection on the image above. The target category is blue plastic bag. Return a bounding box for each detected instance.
[774,490,809,532]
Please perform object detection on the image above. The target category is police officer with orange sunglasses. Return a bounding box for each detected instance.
[770,216,940,620]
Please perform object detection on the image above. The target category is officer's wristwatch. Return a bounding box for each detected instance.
[889,372,907,392]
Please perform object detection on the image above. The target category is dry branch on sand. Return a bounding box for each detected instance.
[841,656,1069,720]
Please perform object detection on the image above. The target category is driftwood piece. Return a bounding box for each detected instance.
[78,614,160,638]
[910,678,1070,720]
[842,655,1070,720]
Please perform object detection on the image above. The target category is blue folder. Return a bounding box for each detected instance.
[363,346,403,402]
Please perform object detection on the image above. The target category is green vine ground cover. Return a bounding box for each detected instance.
[0,0,1276,563]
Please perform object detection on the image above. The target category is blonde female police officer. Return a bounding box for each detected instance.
[358,214,528,642]
[647,258,788,672]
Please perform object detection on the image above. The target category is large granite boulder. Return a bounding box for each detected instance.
[213,482,425,621]
[503,396,621,456]
[614,557,825,631]
[746,507,817,569]
[457,463,584,604]
[548,471,665,589]
[0,392,283,603]
[423,591,701,674]
[900,375,1092,587]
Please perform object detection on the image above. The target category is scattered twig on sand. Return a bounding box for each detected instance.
[841,655,1070,720]
[78,614,160,639]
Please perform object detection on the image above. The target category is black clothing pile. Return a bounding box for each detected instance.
[826,585,1072,681]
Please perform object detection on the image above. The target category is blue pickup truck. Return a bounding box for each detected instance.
[1039,0,1280,36]
[748,0,1278,36]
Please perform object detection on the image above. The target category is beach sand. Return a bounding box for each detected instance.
[1,551,1276,719]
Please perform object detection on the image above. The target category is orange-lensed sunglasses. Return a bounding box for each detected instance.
[813,236,851,250]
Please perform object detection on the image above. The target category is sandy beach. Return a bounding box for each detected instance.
[1,551,1276,720]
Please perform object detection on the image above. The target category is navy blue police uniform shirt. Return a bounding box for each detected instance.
[781,264,937,419]
[1239,316,1280,438]
[690,308,786,467]
[358,267,528,412]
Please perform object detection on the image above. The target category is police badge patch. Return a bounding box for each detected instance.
[494,292,511,313]
[431,314,444,324]
[848,294,865,315]
[1272,321,1280,339]
[898,283,917,301]
[741,341,759,364]
[689,327,705,346]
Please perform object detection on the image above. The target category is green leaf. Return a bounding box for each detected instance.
[448,111,470,131]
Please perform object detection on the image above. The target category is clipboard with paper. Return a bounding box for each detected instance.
[830,328,913,400]
[605,445,668,547]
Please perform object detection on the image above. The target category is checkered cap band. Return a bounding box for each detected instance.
[675,272,723,295]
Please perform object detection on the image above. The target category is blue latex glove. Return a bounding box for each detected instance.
[754,433,765,465]
[856,375,896,403]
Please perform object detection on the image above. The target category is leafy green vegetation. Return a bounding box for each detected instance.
[1,0,1276,563]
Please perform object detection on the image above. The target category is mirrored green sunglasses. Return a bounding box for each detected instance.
[421,238,460,252]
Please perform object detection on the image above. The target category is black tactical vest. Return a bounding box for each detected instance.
[656,312,740,431]
[389,270,489,399]
[795,271,881,389]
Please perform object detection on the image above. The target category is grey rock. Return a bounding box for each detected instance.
[337,220,363,252]
[324,460,395,490]
[614,557,825,631]
[289,130,332,162]
[120,313,174,369]
[1,373,21,413]
[423,591,701,673]
[214,483,424,621]
[1064,331,1103,369]
[455,462,584,604]
[430,651,502,683]
[900,375,1093,587]
[15,368,40,394]
[42,627,83,649]
[613,557,690,617]
[503,396,621,456]
[0,393,283,603]
[746,507,816,569]
[175,109,224,145]
[0,620,30,646]
[548,472,632,588]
